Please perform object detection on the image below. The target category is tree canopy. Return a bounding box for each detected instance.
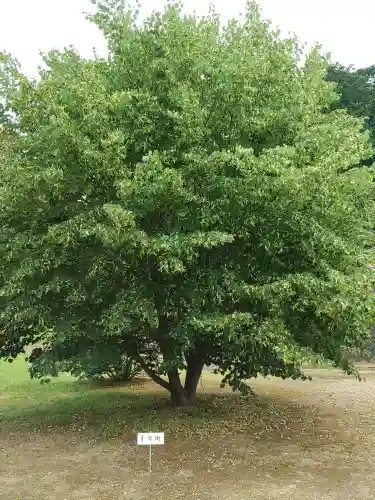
[326,62,375,168]
[0,0,374,406]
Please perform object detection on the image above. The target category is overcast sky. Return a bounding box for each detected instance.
[0,0,373,78]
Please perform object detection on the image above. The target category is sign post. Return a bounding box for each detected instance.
[137,432,165,473]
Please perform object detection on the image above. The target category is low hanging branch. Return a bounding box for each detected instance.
[136,355,171,391]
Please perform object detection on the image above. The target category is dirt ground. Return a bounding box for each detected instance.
[1,364,375,500]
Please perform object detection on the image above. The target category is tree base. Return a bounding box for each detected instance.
[170,388,197,407]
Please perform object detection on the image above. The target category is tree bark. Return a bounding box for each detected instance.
[167,353,205,407]
[136,350,205,406]
[184,352,205,405]
[168,367,190,406]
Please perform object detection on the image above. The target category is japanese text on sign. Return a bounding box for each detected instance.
[137,432,164,446]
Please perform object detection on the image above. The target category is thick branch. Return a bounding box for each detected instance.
[184,352,205,397]
[168,367,183,387]
[136,356,170,391]
[168,367,190,406]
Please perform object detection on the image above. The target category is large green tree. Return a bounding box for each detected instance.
[0,1,374,406]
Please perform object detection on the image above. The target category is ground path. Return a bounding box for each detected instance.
[1,362,375,499]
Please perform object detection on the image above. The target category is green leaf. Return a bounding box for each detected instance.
[1,1,374,405]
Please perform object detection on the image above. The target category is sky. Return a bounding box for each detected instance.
[0,0,374,78]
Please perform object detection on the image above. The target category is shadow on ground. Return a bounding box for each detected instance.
[0,373,340,449]
[1,366,375,499]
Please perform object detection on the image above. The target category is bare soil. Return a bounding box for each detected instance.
[1,364,375,499]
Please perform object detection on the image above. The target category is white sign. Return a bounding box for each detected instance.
[137,433,165,473]
[137,432,164,446]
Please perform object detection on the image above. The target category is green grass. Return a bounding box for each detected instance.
[1,356,375,500]
[0,357,258,440]
[0,357,181,438]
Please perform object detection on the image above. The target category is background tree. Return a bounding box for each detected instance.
[326,62,375,169]
[0,0,374,406]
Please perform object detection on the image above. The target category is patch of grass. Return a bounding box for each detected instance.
[1,357,375,500]
[0,358,294,441]
[0,358,165,436]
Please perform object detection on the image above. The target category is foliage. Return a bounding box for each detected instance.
[28,344,142,383]
[326,62,375,165]
[0,0,375,405]
[62,353,142,383]
[325,63,375,358]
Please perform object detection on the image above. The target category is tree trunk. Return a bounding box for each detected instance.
[184,352,205,405]
[136,349,205,407]
[168,368,190,406]
[167,354,204,407]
